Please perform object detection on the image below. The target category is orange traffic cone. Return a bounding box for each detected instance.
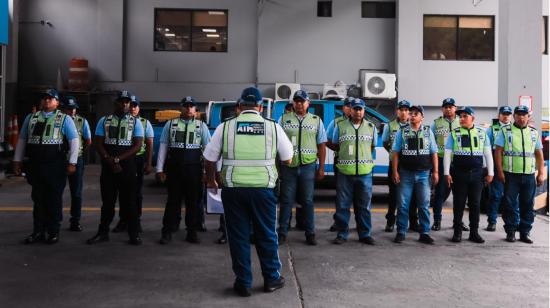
[11,115,19,147]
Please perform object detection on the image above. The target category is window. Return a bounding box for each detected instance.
[317,1,332,17]
[154,9,228,52]
[543,16,548,55]
[423,15,494,61]
[361,2,396,18]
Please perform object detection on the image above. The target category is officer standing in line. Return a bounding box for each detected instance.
[330,99,377,245]
[430,98,467,231]
[444,107,493,243]
[87,90,144,245]
[60,96,92,232]
[381,100,418,232]
[156,96,211,244]
[494,105,545,243]
[112,95,154,234]
[392,105,438,244]
[277,90,327,246]
[485,106,512,231]
[13,89,79,244]
[204,87,293,297]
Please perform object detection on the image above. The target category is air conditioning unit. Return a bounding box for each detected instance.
[275,83,301,101]
[362,73,397,99]
[322,83,347,100]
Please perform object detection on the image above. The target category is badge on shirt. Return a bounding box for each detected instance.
[236,122,265,135]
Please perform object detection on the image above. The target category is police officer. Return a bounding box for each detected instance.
[60,96,92,232]
[112,95,154,233]
[392,105,438,244]
[331,99,376,245]
[444,107,493,243]
[494,105,545,243]
[485,106,512,231]
[204,87,293,297]
[381,100,418,232]
[278,90,327,245]
[87,90,144,245]
[431,98,466,231]
[156,96,211,244]
[13,89,80,244]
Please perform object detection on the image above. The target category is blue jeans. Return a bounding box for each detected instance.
[487,168,504,224]
[67,156,84,224]
[222,187,281,288]
[503,172,536,234]
[278,163,316,236]
[431,157,450,223]
[334,172,373,240]
[396,169,431,235]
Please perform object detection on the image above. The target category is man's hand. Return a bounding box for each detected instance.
[13,161,22,175]
[156,172,167,183]
[392,171,400,184]
[315,168,325,181]
[536,173,545,187]
[432,172,439,186]
[144,164,153,175]
[485,175,494,185]
[67,164,76,175]
[497,171,505,184]
[446,175,452,188]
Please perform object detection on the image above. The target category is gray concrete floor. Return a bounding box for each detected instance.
[0,165,548,308]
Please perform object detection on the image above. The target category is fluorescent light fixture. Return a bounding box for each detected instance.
[165,33,176,37]
[164,28,170,32]
[202,28,217,33]
[206,34,220,38]
[208,11,225,15]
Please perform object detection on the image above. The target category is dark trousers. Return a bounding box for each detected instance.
[222,187,280,288]
[386,166,418,226]
[99,160,139,237]
[451,168,483,231]
[432,157,452,222]
[119,155,145,223]
[503,172,536,234]
[162,163,202,233]
[67,156,85,224]
[27,159,67,234]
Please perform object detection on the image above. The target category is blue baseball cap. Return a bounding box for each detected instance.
[410,105,424,115]
[344,97,355,106]
[350,98,366,110]
[130,95,140,106]
[43,89,60,100]
[397,100,412,109]
[240,87,263,105]
[180,96,196,106]
[293,90,309,101]
[499,106,512,114]
[456,106,475,116]
[117,90,132,101]
[514,105,530,114]
[62,96,79,109]
[442,98,456,107]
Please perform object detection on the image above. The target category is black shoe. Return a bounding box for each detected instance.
[431,221,441,231]
[384,223,394,232]
[46,233,59,244]
[451,229,462,243]
[112,221,127,233]
[23,232,45,244]
[468,231,485,244]
[329,224,337,232]
[519,233,533,244]
[505,232,516,242]
[216,234,227,244]
[305,234,317,246]
[359,236,375,245]
[185,231,200,244]
[332,236,347,245]
[69,223,83,232]
[128,236,142,245]
[485,223,496,232]
[86,233,109,245]
[278,234,287,244]
[419,234,435,244]
[264,276,285,293]
[159,232,172,245]
[394,233,405,243]
[233,282,251,297]
[461,222,470,231]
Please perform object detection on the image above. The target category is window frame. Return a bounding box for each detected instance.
[423,14,495,62]
[153,8,229,53]
[544,16,548,55]
[317,1,332,18]
[361,1,396,19]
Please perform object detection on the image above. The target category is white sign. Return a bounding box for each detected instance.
[519,95,533,112]
[206,188,224,214]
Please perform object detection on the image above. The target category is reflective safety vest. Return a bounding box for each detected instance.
[103,114,136,147]
[501,124,539,174]
[73,115,85,156]
[221,111,278,188]
[434,116,459,157]
[387,119,408,161]
[167,118,204,164]
[281,112,320,167]
[336,119,375,176]
[332,116,348,160]
[136,117,150,156]
[399,125,433,171]
[450,126,486,170]
[26,110,68,161]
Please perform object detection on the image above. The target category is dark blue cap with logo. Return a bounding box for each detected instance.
[130,95,140,106]
[350,98,366,110]
[44,89,60,100]
[63,96,79,109]
[344,97,355,106]
[456,106,475,116]
[442,98,456,107]
[180,96,196,106]
[293,90,309,101]
[514,105,530,114]
[397,100,412,109]
[499,106,512,114]
[240,87,263,105]
[410,105,424,114]
[117,90,132,101]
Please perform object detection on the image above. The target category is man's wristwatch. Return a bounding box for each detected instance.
[114,157,120,164]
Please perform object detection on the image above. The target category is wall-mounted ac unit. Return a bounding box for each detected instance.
[322,83,347,100]
[362,73,396,99]
[275,83,301,101]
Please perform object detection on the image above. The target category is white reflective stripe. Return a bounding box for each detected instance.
[453,150,484,156]
[225,166,234,187]
[402,149,430,156]
[266,166,276,188]
[337,159,373,165]
[265,120,273,160]
[293,148,317,154]
[226,121,236,160]
[223,159,276,167]
[169,143,201,149]
[69,67,88,72]
[503,151,535,157]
